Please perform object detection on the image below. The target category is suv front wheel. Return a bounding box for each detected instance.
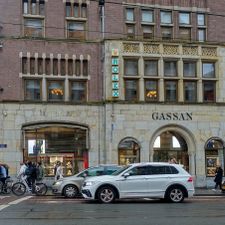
[166,186,185,203]
[97,186,116,203]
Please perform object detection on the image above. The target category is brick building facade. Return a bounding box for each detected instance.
[1,0,225,187]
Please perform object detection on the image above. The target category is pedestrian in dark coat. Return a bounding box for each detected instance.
[213,165,223,191]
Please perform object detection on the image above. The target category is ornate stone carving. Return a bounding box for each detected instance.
[123,43,140,53]
[202,47,217,57]
[183,46,198,56]
[163,45,179,55]
[143,44,160,54]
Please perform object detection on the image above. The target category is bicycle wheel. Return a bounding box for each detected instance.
[34,183,48,196]
[4,180,13,194]
[12,182,26,196]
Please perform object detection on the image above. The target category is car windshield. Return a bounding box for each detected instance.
[111,165,131,175]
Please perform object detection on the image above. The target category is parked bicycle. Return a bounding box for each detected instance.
[12,177,48,196]
[0,176,13,194]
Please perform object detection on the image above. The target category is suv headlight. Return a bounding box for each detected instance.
[83,181,98,187]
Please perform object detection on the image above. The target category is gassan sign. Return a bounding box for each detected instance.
[152,112,192,121]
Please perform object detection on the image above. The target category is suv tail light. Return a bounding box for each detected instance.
[187,177,193,182]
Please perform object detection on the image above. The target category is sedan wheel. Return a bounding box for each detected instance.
[63,185,78,198]
[98,186,115,203]
[167,187,184,203]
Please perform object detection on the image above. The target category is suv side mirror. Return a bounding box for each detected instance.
[123,173,130,178]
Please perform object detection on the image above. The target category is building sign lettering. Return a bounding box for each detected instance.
[152,112,192,121]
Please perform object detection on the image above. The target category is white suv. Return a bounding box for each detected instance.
[82,162,195,203]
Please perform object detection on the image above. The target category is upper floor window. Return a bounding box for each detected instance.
[179,12,190,25]
[66,2,87,18]
[144,60,158,76]
[164,61,177,77]
[198,29,206,42]
[125,79,138,101]
[70,81,86,102]
[165,80,177,102]
[48,80,64,101]
[161,26,172,39]
[160,11,172,24]
[24,79,41,101]
[126,8,134,21]
[183,61,196,77]
[124,59,138,76]
[23,0,45,15]
[197,14,205,26]
[203,81,216,102]
[67,21,85,39]
[202,62,215,78]
[141,9,153,23]
[24,18,43,37]
[184,81,197,102]
[145,80,158,101]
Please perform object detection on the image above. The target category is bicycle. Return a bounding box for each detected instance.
[0,177,13,194]
[12,176,48,196]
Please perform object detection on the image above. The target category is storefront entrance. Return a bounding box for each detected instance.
[153,131,189,171]
[22,123,89,176]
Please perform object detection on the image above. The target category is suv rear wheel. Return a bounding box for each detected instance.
[166,186,185,203]
[63,185,78,198]
[97,186,116,203]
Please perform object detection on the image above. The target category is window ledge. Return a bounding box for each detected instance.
[141,22,155,25]
[179,24,192,28]
[160,23,174,27]
[66,17,87,21]
[23,14,45,19]
[125,21,136,24]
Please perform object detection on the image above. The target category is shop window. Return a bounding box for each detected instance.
[67,21,85,39]
[184,81,197,102]
[124,59,138,76]
[164,61,177,77]
[124,79,138,101]
[205,138,224,177]
[23,125,88,176]
[70,81,86,102]
[202,62,215,78]
[165,80,177,102]
[48,80,64,101]
[183,61,196,77]
[153,131,189,171]
[24,79,41,100]
[24,18,43,37]
[118,138,140,165]
[203,81,216,102]
[144,60,158,76]
[145,80,158,101]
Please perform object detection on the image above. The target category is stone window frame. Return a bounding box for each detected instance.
[20,53,90,102]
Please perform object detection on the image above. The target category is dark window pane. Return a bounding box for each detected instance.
[22,57,28,74]
[179,27,191,40]
[45,58,51,75]
[144,60,158,76]
[66,3,71,17]
[165,81,177,102]
[83,60,88,76]
[61,59,66,76]
[203,81,215,102]
[24,18,43,37]
[142,25,154,39]
[161,26,172,39]
[125,80,138,101]
[39,1,45,15]
[25,80,41,100]
[184,62,196,77]
[71,81,86,102]
[74,3,79,17]
[184,81,197,102]
[164,61,177,77]
[53,59,58,75]
[38,58,43,74]
[124,59,138,76]
[81,4,87,18]
[75,60,81,76]
[30,57,35,74]
[67,21,85,39]
[68,59,73,76]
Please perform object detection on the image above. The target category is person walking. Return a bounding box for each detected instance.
[36,162,44,182]
[212,165,223,191]
[55,161,63,181]
[0,163,7,185]
[17,162,28,180]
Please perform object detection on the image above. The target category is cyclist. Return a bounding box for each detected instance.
[25,161,37,189]
[0,163,7,185]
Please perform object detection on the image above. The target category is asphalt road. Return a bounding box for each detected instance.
[1,195,225,225]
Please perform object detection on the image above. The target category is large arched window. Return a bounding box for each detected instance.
[118,138,140,165]
[22,122,89,176]
[205,137,224,177]
[153,131,189,171]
